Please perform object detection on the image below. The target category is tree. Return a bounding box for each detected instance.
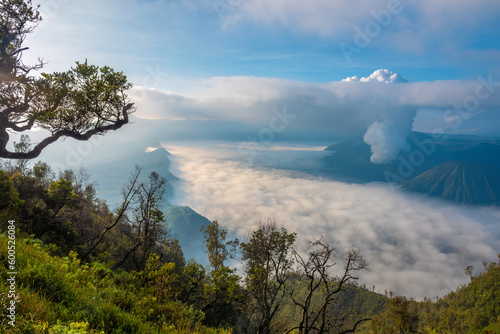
[200,220,242,328]
[80,166,142,261]
[201,220,240,272]
[12,171,82,253]
[162,236,186,274]
[31,160,55,188]
[141,253,182,302]
[0,0,42,77]
[286,238,370,334]
[181,259,206,305]
[0,0,134,159]
[388,296,419,334]
[241,219,297,334]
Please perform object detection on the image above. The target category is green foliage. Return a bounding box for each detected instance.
[0,234,232,334]
[201,220,239,272]
[38,321,104,334]
[7,169,84,254]
[241,220,297,334]
[1,1,134,159]
[47,179,79,212]
[0,169,22,223]
[32,161,55,188]
[241,221,296,290]
[202,266,243,329]
[426,260,500,334]
[3,159,500,333]
[37,60,133,133]
[389,296,419,333]
[141,253,182,301]
[0,0,41,76]
[180,259,206,305]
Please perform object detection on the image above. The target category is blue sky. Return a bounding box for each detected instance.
[27,0,500,88]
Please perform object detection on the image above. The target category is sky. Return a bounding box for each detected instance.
[20,0,500,298]
[24,0,500,163]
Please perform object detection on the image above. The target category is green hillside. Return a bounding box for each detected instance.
[361,257,500,334]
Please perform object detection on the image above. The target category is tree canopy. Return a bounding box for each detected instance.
[0,0,134,159]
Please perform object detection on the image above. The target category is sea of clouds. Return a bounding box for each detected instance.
[166,144,500,299]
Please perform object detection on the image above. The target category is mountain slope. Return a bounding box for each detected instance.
[164,205,211,264]
[402,161,500,205]
[86,145,214,263]
[0,234,231,333]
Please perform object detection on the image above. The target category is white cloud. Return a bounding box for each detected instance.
[168,145,500,299]
[222,0,500,54]
[130,70,500,163]
[131,71,419,162]
[342,69,408,83]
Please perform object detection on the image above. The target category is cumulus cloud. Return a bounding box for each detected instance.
[130,70,500,163]
[168,145,500,299]
[342,69,408,83]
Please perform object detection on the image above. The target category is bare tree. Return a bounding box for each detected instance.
[113,167,169,271]
[285,238,370,334]
[80,166,142,261]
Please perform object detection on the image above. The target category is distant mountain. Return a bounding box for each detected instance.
[322,132,451,183]
[89,146,178,208]
[164,205,211,264]
[402,161,500,205]
[321,131,500,205]
[323,132,500,181]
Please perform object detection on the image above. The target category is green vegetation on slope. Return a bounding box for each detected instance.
[361,257,500,334]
